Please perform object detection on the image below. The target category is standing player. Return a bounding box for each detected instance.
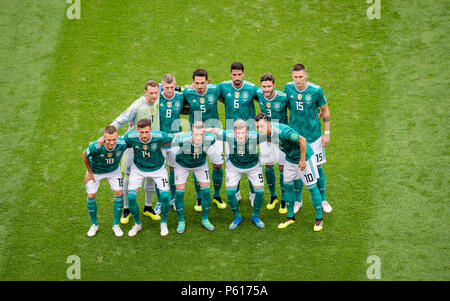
[111,80,162,224]
[182,68,226,211]
[256,74,289,214]
[255,113,324,231]
[82,125,128,237]
[284,64,332,214]
[206,120,265,229]
[154,74,185,215]
[171,121,216,233]
[217,62,259,203]
[123,118,174,237]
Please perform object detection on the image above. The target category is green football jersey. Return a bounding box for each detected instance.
[123,130,174,172]
[85,138,128,174]
[219,130,261,169]
[183,84,221,129]
[172,132,216,168]
[284,81,327,142]
[256,89,289,124]
[217,80,258,128]
[266,122,314,164]
[159,91,184,134]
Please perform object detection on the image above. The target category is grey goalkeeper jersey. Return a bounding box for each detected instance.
[111,95,160,131]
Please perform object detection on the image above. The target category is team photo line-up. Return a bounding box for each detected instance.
[82,62,332,238]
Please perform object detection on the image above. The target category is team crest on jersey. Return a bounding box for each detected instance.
[305,94,312,102]
[266,102,271,108]
[234,92,239,98]
[242,91,249,99]
[116,151,122,157]
[143,145,148,150]
[175,101,180,108]
[151,143,157,150]
[200,97,205,104]
[274,102,280,109]
[297,94,302,100]
[208,95,214,103]
[167,102,172,108]
[107,152,113,158]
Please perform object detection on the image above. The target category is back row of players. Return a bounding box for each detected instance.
[82,62,332,237]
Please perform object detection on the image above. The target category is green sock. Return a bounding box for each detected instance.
[317,165,326,202]
[127,190,141,224]
[169,168,176,200]
[226,187,241,218]
[283,181,295,219]
[193,174,201,200]
[113,195,124,225]
[249,179,255,194]
[264,165,276,197]
[294,179,303,203]
[252,188,265,218]
[200,186,212,220]
[175,189,185,222]
[87,197,98,225]
[279,166,284,201]
[212,167,223,198]
[308,184,323,220]
[159,190,170,223]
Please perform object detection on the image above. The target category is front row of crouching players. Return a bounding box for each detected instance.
[82,115,324,238]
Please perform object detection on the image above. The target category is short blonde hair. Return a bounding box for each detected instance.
[162,74,176,84]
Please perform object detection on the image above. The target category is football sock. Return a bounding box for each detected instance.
[169,168,176,200]
[175,189,185,222]
[200,186,212,220]
[193,174,201,199]
[159,190,170,223]
[122,175,129,209]
[283,181,295,219]
[308,184,323,220]
[317,165,326,202]
[294,179,303,203]
[265,165,277,197]
[226,187,241,218]
[113,195,124,225]
[127,190,141,224]
[279,166,284,201]
[86,197,98,225]
[212,167,223,198]
[252,188,265,218]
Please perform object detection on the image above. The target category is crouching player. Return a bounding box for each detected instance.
[255,113,324,232]
[171,121,216,233]
[82,125,128,237]
[123,118,174,237]
[206,120,265,229]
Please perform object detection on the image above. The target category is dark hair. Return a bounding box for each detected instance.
[144,80,159,91]
[230,62,244,72]
[192,68,208,80]
[254,112,269,122]
[104,125,117,134]
[137,118,152,129]
[260,73,275,84]
[292,64,306,72]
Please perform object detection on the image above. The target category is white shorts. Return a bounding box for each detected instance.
[120,148,134,175]
[309,136,326,166]
[283,157,319,186]
[207,139,224,165]
[259,141,286,165]
[225,161,264,188]
[162,147,176,167]
[128,163,169,191]
[85,167,123,194]
[173,161,210,185]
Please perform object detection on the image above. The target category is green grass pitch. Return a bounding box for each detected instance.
[0,0,448,281]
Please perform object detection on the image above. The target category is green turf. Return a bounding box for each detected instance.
[0,0,448,281]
